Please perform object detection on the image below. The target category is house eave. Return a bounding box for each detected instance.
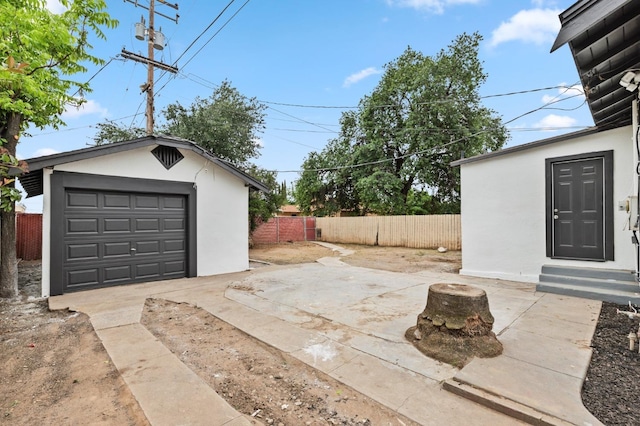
[451,126,607,167]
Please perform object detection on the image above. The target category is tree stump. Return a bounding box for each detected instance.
[405,283,502,368]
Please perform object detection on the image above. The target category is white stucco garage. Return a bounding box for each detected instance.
[18,135,267,297]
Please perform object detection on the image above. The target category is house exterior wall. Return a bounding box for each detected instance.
[40,146,249,297]
[459,126,634,283]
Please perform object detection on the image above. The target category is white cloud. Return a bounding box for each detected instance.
[386,0,481,14]
[33,148,61,157]
[343,67,382,88]
[489,8,561,47]
[541,83,585,104]
[533,114,577,130]
[62,100,108,119]
[46,0,67,14]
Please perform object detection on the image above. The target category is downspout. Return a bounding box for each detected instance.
[634,97,640,284]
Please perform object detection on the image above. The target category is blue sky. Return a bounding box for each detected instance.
[20,0,589,211]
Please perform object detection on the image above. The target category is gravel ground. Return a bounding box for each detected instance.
[581,301,640,426]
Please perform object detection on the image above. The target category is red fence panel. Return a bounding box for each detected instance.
[16,213,43,260]
[251,216,316,244]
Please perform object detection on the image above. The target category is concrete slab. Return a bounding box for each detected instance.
[97,323,248,426]
[509,308,596,345]
[454,356,602,426]
[500,328,593,378]
[525,293,602,325]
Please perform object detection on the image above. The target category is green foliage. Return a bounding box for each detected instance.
[163,80,266,166]
[0,146,27,212]
[0,0,117,209]
[245,165,286,232]
[93,122,146,145]
[0,0,117,130]
[294,33,508,215]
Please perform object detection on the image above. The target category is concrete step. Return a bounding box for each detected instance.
[537,281,640,305]
[539,273,639,293]
[540,265,636,282]
[442,379,574,426]
[538,265,640,305]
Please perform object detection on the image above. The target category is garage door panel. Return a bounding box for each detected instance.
[68,269,99,287]
[136,263,161,279]
[67,192,99,209]
[62,188,188,293]
[135,218,160,232]
[104,218,131,232]
[104,193,131,209]
[164,196,185,210]
[164,218,185,231]
[68,243,99,261]
[67,218,99,234]
[165,260,186,274]
[135,240,160,255]
[135,195,160,209]
[104,265,133,283]
[165,239,185,253]
[104,241,131,257]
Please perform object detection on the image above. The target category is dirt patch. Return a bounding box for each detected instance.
[250,242,462,274]
[250,241,339,265]
[0,263,148,425]
[142,298,418,425]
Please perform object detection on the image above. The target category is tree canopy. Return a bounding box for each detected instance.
[163,80,266,167]
[0,0,117,298]
[294,33,508,216]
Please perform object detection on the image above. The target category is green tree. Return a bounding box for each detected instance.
[295,33,507,216]
[0,0,117,298]
[93,121,145,145]
[163,80,265,167]
[245,165,286,232]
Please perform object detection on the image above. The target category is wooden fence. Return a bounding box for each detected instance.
[316,215,461,250]
[16,213,43,260]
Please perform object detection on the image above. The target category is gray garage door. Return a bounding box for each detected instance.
[62,188,187,292]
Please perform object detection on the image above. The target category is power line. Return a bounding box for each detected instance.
[267,84,588,174]
[155,0,252,96]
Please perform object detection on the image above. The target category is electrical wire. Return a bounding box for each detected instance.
[155,0,252,96]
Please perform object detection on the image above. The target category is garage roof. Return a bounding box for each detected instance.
[18,135,270,197]
[551,0,640,128]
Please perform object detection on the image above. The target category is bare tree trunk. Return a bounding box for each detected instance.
[0,112,22,299]
[0,205,18,298]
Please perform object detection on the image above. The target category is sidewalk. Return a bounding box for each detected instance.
[50,253,602,425]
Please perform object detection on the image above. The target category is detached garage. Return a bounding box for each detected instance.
[18,135,267,297]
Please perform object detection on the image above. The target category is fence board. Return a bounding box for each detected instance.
[316,215,460,250]
[16,213,43,260]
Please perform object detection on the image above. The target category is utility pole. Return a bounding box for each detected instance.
[123,0,179,135]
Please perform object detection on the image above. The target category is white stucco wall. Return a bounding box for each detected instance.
[41,146,249,296]
[459,126,635,283]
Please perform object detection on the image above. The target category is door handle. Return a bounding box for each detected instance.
[553,215,559,219]
[130,248,136,253]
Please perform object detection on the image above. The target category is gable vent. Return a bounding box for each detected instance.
[152,145,184,170]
